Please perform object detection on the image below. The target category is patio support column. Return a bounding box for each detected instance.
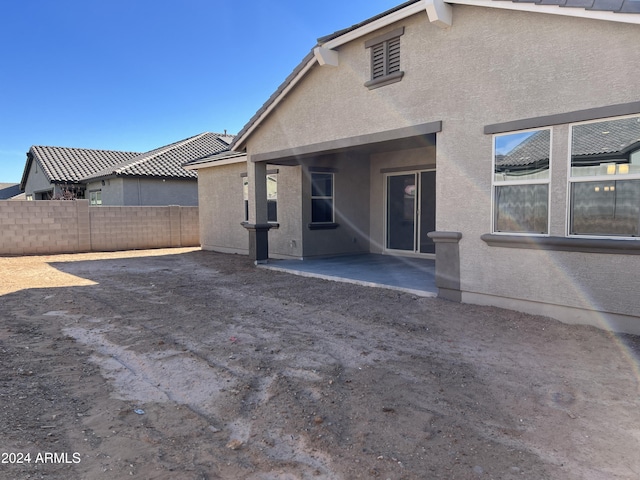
[427,231,462,302]
[243,159,272,263]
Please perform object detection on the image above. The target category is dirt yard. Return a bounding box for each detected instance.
[0,248,639,480]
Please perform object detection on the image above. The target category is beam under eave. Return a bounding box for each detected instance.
[314,46,339,67]
[425,0,452,28]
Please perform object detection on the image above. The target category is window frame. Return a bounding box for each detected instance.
[241,170,279,225]
[266,173,278,224]
[89,190,102,206]
[491,128,552,236]
[364,27,405,90]
[310,172,335,225]
[567,114,640,239]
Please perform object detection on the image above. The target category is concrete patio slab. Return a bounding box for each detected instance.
[259,254,437,297]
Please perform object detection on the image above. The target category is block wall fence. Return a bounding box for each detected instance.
[0,200,200,255]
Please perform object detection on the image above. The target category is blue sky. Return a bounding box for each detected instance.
[0,0,400,183]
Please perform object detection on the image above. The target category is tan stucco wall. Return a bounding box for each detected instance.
[196,163,249,254]
[268,165,304,259]
[239,6,640,324]
[23,160,55,198]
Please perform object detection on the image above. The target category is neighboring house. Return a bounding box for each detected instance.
[20,132,232,205]
[0,183,24,200]
[186,0,640,334]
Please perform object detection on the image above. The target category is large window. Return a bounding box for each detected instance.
[569,115,640,237]
[493,129,550,234]
[311,173,334,223]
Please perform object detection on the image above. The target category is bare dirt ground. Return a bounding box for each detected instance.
[1,248,639,480]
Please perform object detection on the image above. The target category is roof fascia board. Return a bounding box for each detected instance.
[184,155,248,170]
[321,1,427,50]
[447,0,640,24]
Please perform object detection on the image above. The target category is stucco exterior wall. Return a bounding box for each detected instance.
[121,178,198,206]
[23,160,54,198]
[86,178,125,206]
[267,165,304,259]
[196,163,249,254]
[85,178,197,206]
[239,6,640,327]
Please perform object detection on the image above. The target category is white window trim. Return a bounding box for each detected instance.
[566,114,640,240]
[491,127,552,236]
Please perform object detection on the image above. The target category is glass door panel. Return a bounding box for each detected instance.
[419,171,436,254]
[386,174,416,251]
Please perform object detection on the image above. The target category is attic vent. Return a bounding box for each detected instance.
[365,27,405,90]
[372,37,401,79]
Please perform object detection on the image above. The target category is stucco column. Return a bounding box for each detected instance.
[243,159,272,263]
[427,231,462,302]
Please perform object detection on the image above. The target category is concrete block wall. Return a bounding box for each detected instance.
[0,200,200,255]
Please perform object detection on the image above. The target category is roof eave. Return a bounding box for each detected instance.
[448,0,640,24]
[184,154,248,171]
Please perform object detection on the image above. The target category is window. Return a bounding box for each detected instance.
[364,27,404,89]
[493,129,550,234]
[311,173,334,223]
[89,190,102,206]
[242,177,249,222]
[26,194,33,201]
[267,173,277,223]
[242,173,278,223]
[569,115,640,237]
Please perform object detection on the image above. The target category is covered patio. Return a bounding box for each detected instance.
[260,253,437,297]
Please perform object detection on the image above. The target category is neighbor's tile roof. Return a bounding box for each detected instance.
[29,146,140,184]
[497,129,550,168]
[0,183,22,199]
[82,132,233,181]
[571,116,640,157]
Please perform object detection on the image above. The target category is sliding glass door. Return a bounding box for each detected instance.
[385,171,435,254]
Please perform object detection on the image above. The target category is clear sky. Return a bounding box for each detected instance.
[0,0,401,183]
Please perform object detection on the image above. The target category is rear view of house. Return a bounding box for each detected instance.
[188,0,640,334]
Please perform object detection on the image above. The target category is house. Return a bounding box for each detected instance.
[186,0,640,334]
[20,132,232,205]
[0,183,24,200]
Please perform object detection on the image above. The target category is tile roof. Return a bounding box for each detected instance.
[82,132,232,181]
[0,183,22,199]
[29,146,140,184]
[496,129,550,168]
[571,116,640,157]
